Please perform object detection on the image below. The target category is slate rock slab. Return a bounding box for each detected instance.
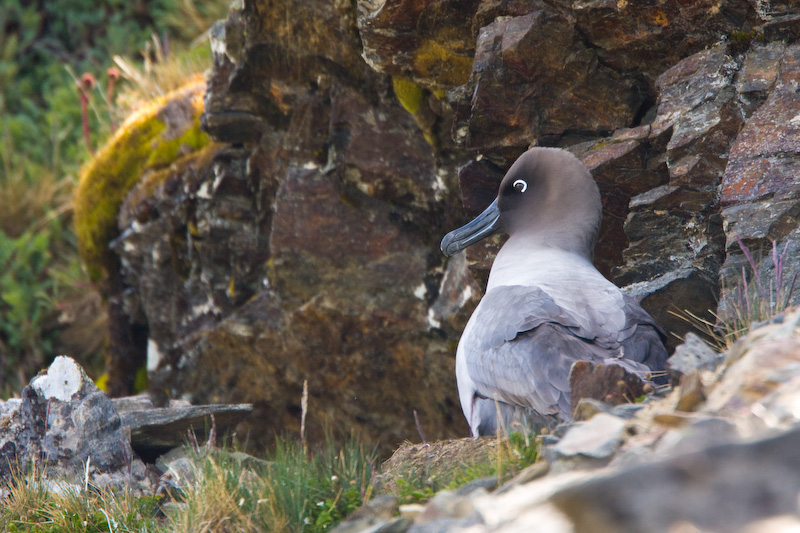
[119,401,253,461]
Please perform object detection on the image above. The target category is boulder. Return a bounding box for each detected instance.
[0,357,150,492]
[113,0,473,454]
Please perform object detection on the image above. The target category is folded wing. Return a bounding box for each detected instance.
[459,284,667,432]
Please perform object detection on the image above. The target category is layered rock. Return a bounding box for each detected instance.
[77,0,800,454]
[719,42,800,319]
[610,43,742,346]
[113,0,474,453]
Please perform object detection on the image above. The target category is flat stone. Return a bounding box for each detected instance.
[120,403,253,461]
[551,413,628,461]
[472,471,590,532]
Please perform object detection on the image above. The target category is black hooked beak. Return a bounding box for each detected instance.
[440,198,501,257]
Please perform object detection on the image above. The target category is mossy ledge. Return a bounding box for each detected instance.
[74,77,210,283]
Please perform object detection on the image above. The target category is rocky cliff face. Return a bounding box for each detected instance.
[99,0,800,452]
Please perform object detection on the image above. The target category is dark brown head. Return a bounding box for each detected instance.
[441,147,602,259]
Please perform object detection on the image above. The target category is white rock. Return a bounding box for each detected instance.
[31,356,84,402]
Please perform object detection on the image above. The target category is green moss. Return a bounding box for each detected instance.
[73,80,210,282]
[146,116,212,168]
[95,372,109,391]
[392,76,440,151]
[133,365,148,392]
[728,29,764,57]
[393,77,425,116]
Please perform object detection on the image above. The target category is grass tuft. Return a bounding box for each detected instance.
[1,430,540,532]
[167,436,377,533]
[1,459,161,532]
[676,237,798,351]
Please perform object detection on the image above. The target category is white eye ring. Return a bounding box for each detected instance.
[513,179,528,193]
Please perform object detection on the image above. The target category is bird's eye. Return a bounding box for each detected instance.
[512,179,528,193]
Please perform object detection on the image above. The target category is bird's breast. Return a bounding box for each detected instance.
[484,247,627,335]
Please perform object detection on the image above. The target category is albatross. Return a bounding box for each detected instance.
[441,147,667,437]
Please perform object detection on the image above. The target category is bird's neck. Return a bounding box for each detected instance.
[505,217,597,260]
[487,240,597,291]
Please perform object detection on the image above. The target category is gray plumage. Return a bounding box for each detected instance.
[441,147,667,437]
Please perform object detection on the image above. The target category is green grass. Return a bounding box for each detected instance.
[1,460,163,532]
[1,432,540,532]
[169,437,377,533]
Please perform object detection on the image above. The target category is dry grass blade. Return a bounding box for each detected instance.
[112,36,209,116]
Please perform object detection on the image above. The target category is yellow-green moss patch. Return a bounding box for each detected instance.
[392,76,440,151]
[74,77,210,282]
[393,77,425,116]
[412,38,473,88]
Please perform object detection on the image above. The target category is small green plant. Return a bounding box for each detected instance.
[168,436,378,533]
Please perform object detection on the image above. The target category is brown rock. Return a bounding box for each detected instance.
[569,362,647,416]
[676,372,707,412]
[722,43,800,206]
[719,42,800,313]
[357,0,480,90]
[116,6,474,455]
[452,8,644,160]
[573,0,754,79]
